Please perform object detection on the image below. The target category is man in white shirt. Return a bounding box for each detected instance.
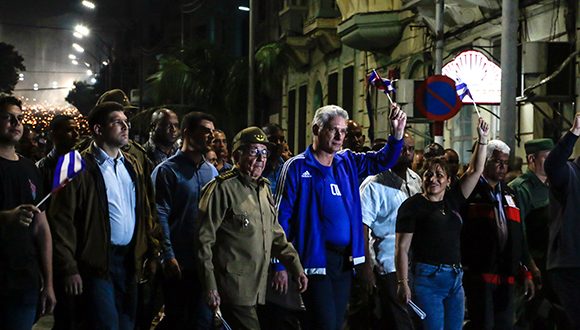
[359,132,421,329]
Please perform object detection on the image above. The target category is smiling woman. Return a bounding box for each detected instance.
[395,117,489,329]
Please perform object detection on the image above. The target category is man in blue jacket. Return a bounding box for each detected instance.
[273,104,406,330]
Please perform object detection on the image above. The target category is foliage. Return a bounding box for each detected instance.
[65,81,99,116]
[255,42,289,95]
[146,42,248,135]
[0,42,26,94]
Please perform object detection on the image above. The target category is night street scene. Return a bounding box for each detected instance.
[0,0,579,329]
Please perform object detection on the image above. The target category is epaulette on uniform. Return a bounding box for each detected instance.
[217,171,237,182]
[260,177,271,185]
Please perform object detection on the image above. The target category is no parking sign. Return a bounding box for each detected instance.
[416,75,462,121]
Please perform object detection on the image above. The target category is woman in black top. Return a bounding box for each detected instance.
[395,117,489,329]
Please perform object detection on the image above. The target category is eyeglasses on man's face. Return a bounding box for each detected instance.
[489,158,509,167]
[246,147,270,158]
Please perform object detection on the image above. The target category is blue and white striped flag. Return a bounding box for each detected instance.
[52,150,85,191]
[368,70,396,94]
[456,78,473,101]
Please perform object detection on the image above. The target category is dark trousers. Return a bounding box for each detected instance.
[221,304,261,330]
[135,259,163,330]
[257,302,303,330]
[376,272,415,330]
[156,269,212,330]
[302,247,352,330]
[464,272,514,330]
[548,268,580,330]
[52,278,75,330]
[0,290,38,330]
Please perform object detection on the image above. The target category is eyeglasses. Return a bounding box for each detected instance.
[247,148,270,158]
[0,112,24,124]
[110,119,131,129]
[490,158,509,167]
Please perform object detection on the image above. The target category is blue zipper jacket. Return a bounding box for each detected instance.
[274,136,403,274]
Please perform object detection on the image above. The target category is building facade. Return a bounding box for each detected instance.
[272,0,579,162]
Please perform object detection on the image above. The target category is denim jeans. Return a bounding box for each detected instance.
[84,245,137,330]
[0,289,38,330]
[413,262,464,330]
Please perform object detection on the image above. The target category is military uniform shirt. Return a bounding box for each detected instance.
[197,168,303,306]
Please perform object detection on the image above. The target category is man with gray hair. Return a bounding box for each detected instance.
[461,139,535,329]
[274,104,406,329]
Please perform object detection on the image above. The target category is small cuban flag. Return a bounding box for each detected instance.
[455,78,473,101]
[35,150,85,209]
[368,69,396,94]
[53,150,85,191]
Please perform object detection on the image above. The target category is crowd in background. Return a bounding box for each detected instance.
[1,88,579,330]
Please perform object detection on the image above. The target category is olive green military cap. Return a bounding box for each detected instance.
[524,138,554,155]
[232,126,273,152]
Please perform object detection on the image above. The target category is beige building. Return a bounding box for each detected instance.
[271,0,579,164]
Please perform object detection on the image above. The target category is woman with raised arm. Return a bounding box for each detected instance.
[395,117,489,329]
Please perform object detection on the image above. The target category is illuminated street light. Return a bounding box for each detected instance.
[84,62,91,67]
[73,32,83,39]
[102,60,109,66]
[238,6,250,11]
[81,0,95,9]
[18,73,24,81]
[68,54,77,60]
[90,77,97,84]
[86,69,93,76]
[52,81,58,89]
[72,43,85,53]
[74,24,90,37]
[71,59,79,65]
[33,83,39,91]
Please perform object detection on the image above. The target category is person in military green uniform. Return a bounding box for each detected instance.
[510,138,560,329]
[196,126,308,330]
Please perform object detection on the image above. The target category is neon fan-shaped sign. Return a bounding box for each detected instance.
[442,50,502,104]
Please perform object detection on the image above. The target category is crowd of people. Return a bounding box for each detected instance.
[0,88,579,330]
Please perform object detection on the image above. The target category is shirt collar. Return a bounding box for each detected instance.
[92,142,125,166]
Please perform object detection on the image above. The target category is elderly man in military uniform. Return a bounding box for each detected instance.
[509,138,559,329]
[196,127,308,330]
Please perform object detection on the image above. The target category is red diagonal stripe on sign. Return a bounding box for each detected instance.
[426,85,454,112]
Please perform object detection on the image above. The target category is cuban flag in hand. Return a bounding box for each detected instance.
[368,70,396,93]
[52,150,85,192]
[456,78,473,101]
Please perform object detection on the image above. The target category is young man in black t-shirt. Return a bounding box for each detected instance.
[0,96,55,328]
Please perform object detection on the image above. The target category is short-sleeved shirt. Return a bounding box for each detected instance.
[0,155,44,297]
[397,185,466,265]
[361,169,422,273]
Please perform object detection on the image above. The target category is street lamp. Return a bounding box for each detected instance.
[68,54,77,60]
[239,2,255,126]
[81,0,95,9]
[72,43,85,53]
[74,24,90,37]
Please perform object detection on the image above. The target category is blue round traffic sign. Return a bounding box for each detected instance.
[416,75,462,121]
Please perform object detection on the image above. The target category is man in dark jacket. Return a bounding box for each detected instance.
[49,102,160,329]
[461,139,534,330]
[544,113,580,329]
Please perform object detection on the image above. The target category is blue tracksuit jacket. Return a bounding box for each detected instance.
[274,136,403,274]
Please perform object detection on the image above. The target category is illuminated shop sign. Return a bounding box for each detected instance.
[442,50,501,104]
